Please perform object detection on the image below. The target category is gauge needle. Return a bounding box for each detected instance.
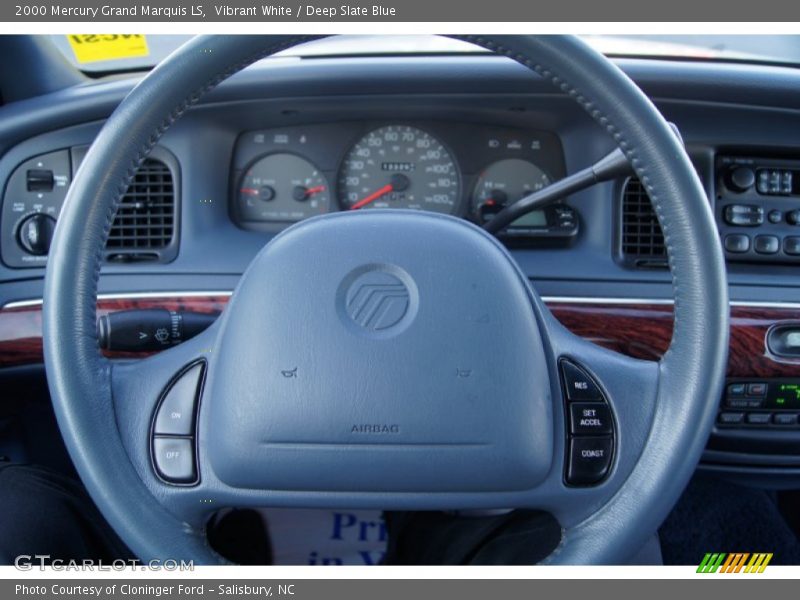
[304,185,326,196]
[239,187,260,196]
[293,185,327,202]
[350,183,393,210]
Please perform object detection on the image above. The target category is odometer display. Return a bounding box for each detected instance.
[338,126,460,214]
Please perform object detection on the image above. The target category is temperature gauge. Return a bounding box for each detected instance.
[238,153,330,223]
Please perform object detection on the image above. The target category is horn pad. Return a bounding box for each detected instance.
[206,211,553,493]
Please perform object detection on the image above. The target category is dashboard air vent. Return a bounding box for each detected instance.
[106,158,176,262]
[620,177,667,268]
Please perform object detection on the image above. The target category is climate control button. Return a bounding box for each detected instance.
[774,413,799,426]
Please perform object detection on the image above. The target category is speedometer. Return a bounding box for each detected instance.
[338,125,460,214]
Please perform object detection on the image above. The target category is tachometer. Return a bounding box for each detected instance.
[237,153,330,223]
[338,125,460,214]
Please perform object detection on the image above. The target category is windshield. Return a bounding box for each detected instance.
[50,34,800,73]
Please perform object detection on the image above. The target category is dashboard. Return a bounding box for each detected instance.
[230,121,572,240]
[2,52,800,487]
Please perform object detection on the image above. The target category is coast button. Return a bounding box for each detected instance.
[567,437,613,485]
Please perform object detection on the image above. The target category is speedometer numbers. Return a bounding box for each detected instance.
[338,126,460,214]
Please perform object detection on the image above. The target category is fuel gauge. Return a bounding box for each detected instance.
[238,153,330,223]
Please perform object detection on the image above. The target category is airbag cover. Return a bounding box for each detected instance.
[206,211,552,493]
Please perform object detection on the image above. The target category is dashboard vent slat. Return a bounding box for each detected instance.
[621,177,667,267]
[105,159,175,259]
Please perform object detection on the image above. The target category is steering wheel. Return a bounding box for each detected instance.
[43,35,728,564]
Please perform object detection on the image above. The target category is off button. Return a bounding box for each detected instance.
[567,437,613,485]
[570,403,613,435]
[153,437,196,484]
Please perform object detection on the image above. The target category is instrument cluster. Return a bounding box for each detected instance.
[231,121,567,237]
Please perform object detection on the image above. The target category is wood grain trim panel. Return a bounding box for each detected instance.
[0,295,227,368]
[548,302,800,378]
[1,295,798,378]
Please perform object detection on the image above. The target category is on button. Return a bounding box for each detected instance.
[154,362,204,436]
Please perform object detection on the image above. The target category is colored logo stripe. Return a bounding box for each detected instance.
[697,553,726,573]
[697,552,772,573]
[721,553,748,573]
[745,553,773,573]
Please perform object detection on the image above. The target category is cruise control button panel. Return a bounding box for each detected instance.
[151,361,205,485]
[560,359,615,486]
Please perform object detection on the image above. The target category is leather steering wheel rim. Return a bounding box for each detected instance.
[43,35,728,564]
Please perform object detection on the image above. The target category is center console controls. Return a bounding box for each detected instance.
[718,379,800,428]
[716,155,800,264]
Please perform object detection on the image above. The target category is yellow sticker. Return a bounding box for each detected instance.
[67,34,149,64]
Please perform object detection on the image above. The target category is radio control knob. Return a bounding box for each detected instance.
[728,166,756,193]
[17,213,56,256]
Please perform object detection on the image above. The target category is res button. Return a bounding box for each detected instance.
[561,360,603,401]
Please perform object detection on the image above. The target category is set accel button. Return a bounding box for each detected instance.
[569,403,613,435]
